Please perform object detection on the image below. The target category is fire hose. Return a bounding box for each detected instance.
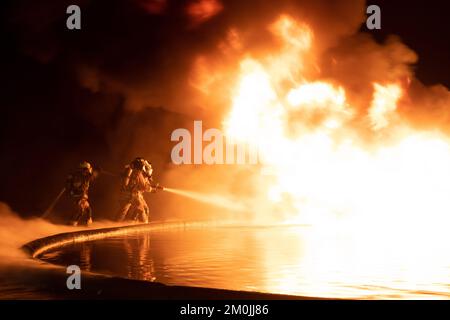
[41,187,66,218]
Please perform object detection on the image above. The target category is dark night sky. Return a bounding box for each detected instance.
[0,0,448,218]
[368,0,449,87]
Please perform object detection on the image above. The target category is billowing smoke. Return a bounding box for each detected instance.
[0,202,72,260]
[0,201,130,261]
[8,0,366,116]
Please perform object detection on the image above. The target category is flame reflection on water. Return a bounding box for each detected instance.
[40,226,450,299]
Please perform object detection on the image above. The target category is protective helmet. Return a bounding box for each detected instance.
[131,157,146,170]
[79,161,93,174]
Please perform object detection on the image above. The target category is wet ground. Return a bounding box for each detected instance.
[39,225,450,299]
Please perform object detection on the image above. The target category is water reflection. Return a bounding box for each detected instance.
[79,243,92,272]
[124,233,156,281]
[41,226,450,299]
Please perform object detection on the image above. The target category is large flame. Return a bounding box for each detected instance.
[184,13,450,299]
[221,15,450,235]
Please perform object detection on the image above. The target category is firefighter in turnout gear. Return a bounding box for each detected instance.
[116,157,162,223]
[66,161,99,226]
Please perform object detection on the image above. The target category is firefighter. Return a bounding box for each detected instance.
[66,161,99,226]
[116,157,162,223]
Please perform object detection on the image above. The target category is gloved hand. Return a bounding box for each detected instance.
[152,183,164,192]
[92,164,103,178]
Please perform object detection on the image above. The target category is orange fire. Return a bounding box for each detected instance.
[218,15,450,235]
[183,13,450,299]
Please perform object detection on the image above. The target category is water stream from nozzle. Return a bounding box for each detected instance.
[163,188,247,212]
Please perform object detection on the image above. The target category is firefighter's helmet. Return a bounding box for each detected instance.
[131,157,146,170]
[79,161,93,175]
[131,157,153,176]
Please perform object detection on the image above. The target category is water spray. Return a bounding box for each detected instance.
[163,187,247,212]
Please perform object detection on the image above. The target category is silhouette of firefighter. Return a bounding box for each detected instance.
[116,157,162,223]
[66,161,99,226]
